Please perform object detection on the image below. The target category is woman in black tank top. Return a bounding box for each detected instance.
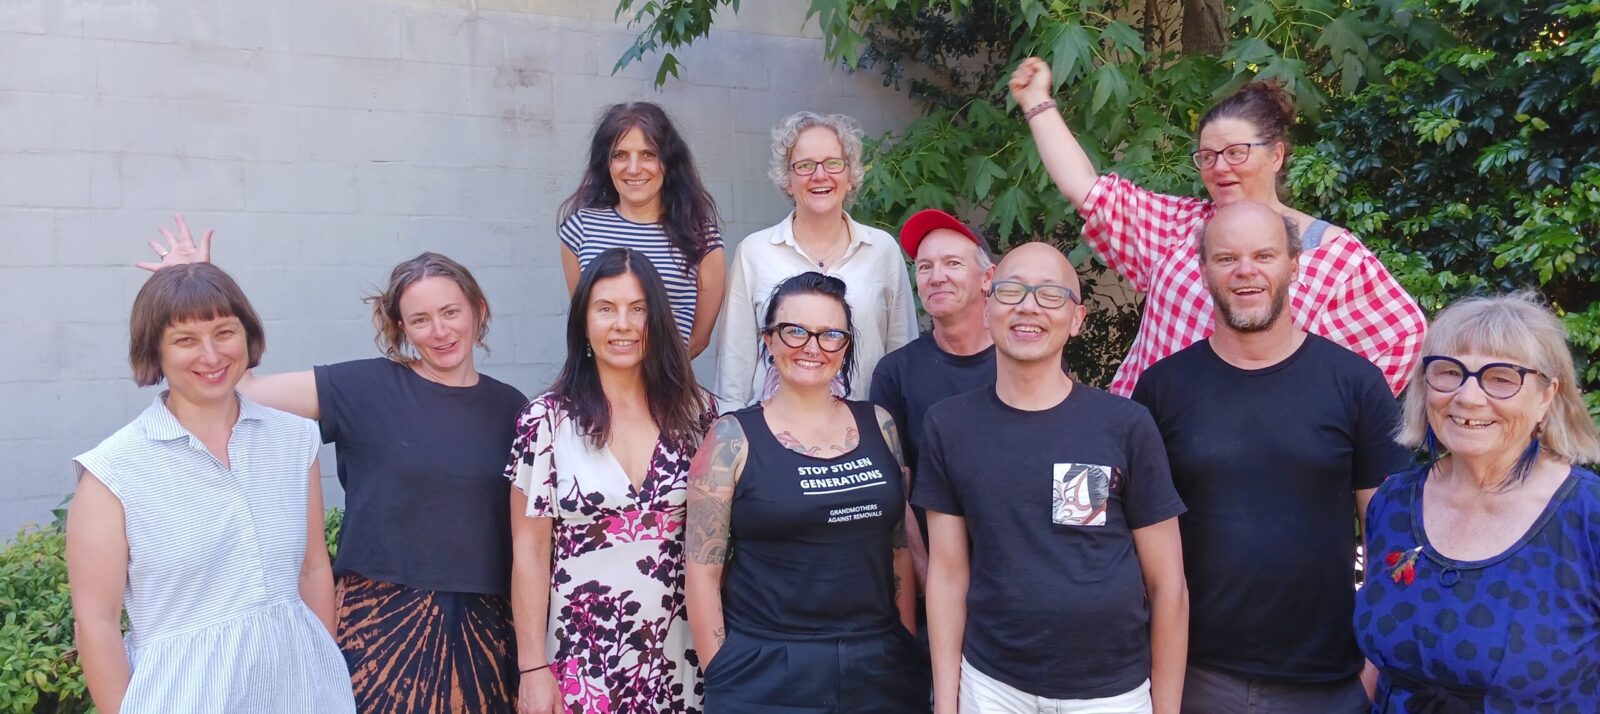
[686,272,928,712]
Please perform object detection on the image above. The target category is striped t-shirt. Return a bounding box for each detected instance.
[559,207,723,342]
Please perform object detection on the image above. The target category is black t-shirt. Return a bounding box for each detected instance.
[723,400,905,639]
[315,358,527,596]
[869,333,996,537]
[1131,335,1411,682]
[912,384,1185,700]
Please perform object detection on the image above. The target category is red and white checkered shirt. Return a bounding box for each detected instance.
[1080,173,1426,397]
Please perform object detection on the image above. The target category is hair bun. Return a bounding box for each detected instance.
[1236,79,1297,127]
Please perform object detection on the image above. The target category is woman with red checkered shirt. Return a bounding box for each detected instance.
[1008,57,1425,398]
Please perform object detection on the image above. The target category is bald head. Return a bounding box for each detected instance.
[1199,201,1299,262]
[995,242,1082,298]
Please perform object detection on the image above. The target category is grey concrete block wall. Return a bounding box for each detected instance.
[0,0,919,537]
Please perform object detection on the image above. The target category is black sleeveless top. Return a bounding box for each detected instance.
[723,400,905,639]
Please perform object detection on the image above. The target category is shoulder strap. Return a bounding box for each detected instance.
[1300,219,1331,251]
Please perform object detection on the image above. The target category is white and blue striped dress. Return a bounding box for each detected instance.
[72,394,355,713]
[559,207,723,342]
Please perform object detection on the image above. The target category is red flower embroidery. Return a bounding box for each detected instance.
[1386,546,1422,585]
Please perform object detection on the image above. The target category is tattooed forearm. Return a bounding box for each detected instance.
[894,572,903,599]
[892,517,908,550]
[713,626,726,646]
[687,416,745,565]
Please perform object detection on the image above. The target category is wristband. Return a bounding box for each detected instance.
[1022,99,1058,122]
[520,663,551,675]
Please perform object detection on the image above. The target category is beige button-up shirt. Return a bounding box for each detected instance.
[714,212,918,410]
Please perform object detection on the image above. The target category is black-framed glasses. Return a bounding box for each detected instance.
[1422,355,1544,399]
[790,158,848,176]
[1190,141,1273,170]
[766,322,851,352]
[989,281,1079,309]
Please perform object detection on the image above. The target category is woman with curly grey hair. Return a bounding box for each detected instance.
[714,111,917,409]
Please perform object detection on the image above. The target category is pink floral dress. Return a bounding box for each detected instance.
[506,393,708,714]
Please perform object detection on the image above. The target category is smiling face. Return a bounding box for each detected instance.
[785,126,852,217]
[1197,117,1284,207]
[765,293,849,391]
[915,229,992,320]
[609,127,664,216]
[398,276,480,377]
[586,271,649,372]
[1426,352,1556,463]
[1201,204,1297,334]
[987,243,1085,364]
[160,314,249,408]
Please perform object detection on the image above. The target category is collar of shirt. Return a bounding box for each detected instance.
[139,391,267,443]
[768,211,876,269]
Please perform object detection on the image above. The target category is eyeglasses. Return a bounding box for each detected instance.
[766,322,851,352]
[790,158,848,176]
[1422,355,1544,399]
[989,281,1079,309]
[1190,141,1273,170]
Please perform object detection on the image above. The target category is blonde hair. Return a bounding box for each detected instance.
[1397,292,1600,467]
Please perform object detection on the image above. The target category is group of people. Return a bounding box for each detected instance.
[61,55,1598,714]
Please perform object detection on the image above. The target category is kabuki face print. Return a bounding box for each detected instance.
[1052,463,1116,527]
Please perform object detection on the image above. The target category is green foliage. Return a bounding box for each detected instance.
[0,507,346,713]
[0,512,90,714]
[1286,0,1600,412]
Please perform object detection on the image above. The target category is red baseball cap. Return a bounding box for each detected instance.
[899,208,984,259]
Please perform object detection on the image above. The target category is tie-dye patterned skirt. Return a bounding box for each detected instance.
[335,573,517,713]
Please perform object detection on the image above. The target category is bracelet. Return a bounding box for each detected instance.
[1022,99,1058,122]
[519,663,551,675]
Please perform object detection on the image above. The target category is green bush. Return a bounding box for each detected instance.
[0,507,345,713]
[0,511,89,714]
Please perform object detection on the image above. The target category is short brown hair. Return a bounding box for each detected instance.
[364,252,491,362]
[129,263,265,387]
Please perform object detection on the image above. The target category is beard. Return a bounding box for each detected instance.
[1211,281,1289,333]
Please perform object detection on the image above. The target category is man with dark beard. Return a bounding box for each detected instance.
[1131,202,1414,713]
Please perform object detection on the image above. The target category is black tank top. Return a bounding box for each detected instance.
[723,400,905,639]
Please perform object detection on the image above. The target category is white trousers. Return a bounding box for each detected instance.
[958,658,1153,714]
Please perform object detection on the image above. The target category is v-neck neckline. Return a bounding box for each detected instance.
[605,436,664,501]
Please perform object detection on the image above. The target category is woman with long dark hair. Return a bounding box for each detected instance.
[507,248,716,713]
[561,102,725,358]
[688,272,925,712]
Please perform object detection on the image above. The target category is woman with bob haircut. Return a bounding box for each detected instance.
[690,272,925,712]
[715,111,917,409]
[561,101,726,358]
[1007,57,1425,398]
[1356,292,1600,712]
[139,219,528,712]
[67,262,356,713]
[506,247,716,713]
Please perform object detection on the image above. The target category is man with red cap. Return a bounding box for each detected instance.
[871,209,998,550]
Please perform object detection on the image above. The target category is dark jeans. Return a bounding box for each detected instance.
[704,627,931,713]
[1181,664,1371,714]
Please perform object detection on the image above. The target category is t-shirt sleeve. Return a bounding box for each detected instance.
[868,357,908,458]
[505,395,559,518]
[1077,172,1212,293]
[1122,407,1186,529]
[1351,372,1412,490]
[558,212,585,255]
[911,411,962,516]
[312,362,355,445]
[703,222,725,252]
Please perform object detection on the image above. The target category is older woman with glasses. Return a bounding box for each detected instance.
[1355,292,1600,712]
[714,111,917,410]
[1007,57,1426,398]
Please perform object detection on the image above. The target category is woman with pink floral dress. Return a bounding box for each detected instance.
[506,248,713,713]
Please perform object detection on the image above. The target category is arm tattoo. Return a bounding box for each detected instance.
[687,416,745,565]
[894,572,903,599]
[878,406,911,551]
[773,426,858,457]
[713,626,726,646]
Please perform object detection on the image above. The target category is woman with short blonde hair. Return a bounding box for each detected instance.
[1356,292,1600,711]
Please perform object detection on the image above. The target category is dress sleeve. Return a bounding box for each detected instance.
[714,242,759,410]
[505,395,559,518]
[1077,173,1212,293]
[1308,233,1427,396]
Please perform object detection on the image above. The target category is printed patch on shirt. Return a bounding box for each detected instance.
[1052,463,1115,526]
